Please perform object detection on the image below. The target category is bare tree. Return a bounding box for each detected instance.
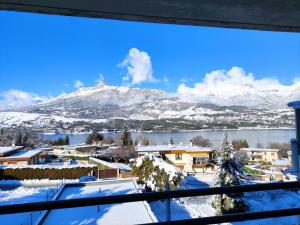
[99,146,136,163]
[0,126,41,147]
[268,142,290,159]
[192,135,211,147]
[103,136,114,144]
[232,139,249,150]
[134,135,151,146]
[234,150,248,166]
[113,135,123,146]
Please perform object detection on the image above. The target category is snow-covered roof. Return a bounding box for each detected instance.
[43,179,157,225]
[3,150,42,159]
[0,146,23,154]
[135,144,212,153]
[63,144,98,150]
[90,157,131,171]
[240,148,279,152]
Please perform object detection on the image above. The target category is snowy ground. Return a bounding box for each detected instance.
[149,174,217,222]
[0,175,299,225]
[43,180,156,225]
[0,186,57,225]
[179,174,217,218]
[234,189,300,225]
[171,174,300,225]
[0,179,78,188]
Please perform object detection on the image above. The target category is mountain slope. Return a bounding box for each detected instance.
[0,83,295,132]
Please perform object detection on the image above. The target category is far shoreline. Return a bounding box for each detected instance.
[42,127,295,135]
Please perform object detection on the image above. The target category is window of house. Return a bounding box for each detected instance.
[175,153,182,160]
[193,157,208,165]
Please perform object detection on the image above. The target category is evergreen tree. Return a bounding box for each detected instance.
[170,137,174,145]
[50,137,68,146]
[131,154,183,192]
[212,132,248,215]
[122,127,133,146]
[65,135,70,145]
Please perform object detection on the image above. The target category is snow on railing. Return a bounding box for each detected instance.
[0,163,96,170]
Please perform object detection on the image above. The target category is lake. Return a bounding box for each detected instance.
[43,128,296,148]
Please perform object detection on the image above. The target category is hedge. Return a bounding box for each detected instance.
[0,166,98,180]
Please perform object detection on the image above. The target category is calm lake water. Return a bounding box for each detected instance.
[43,128,296,148]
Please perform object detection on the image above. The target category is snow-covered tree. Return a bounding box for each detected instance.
[0,126,40,147]
[212,132,248,215]
[132,154,184,191]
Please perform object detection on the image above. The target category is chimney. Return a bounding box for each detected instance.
[288,101,300,173]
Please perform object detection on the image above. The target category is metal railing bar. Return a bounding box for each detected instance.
[0,181,298,215]
[142,207,300,225]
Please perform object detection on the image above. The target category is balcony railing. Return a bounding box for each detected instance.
[0,181,299,224]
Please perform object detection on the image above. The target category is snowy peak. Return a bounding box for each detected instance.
[53,83,170,106]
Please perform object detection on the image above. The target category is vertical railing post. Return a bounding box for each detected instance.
[166,182,171,223]
[288,101,300,224]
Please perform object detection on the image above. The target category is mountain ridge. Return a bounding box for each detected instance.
[0,83,295,132]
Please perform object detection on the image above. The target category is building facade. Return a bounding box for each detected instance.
[0,147,41,165]
[135,144,212,172]
[240,148,279,162]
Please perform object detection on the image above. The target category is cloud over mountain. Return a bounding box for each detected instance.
[74,80,84,89]
[0,89,51,110]
[177,67,300,108]
[120,48,158,86]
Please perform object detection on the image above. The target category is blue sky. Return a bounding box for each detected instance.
[0,10,300,100]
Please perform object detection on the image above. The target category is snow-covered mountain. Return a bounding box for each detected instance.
[0,82,296,132]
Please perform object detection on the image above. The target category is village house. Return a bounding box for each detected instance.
[240,147,279,162]
[0,146,41,165]
[135,143,212,172]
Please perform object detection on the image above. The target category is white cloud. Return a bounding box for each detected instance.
[95,73,105,84]
[0,89,51,110]
[74,80,84,89]
[177,67,300,108]
[163,76,169,83]
[180,77,195,83]
[119,48,158,86]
